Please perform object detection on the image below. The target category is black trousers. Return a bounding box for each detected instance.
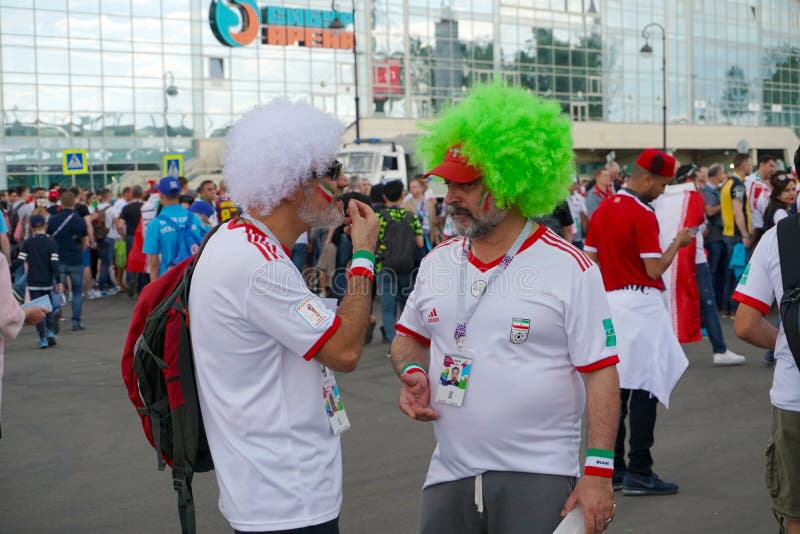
[614,388,658,475]
[234,517,339,534]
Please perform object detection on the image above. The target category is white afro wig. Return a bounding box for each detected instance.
[224,99,344,215]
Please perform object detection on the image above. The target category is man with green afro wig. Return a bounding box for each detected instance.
[417,83,575,219]
[389,83,621,534]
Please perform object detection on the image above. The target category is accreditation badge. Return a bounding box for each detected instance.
[435,354,473,407]
[322,366,350,435]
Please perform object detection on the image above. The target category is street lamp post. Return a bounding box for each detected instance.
[329,1,360,140]
[162,71,178,154]
[640,22,666,151]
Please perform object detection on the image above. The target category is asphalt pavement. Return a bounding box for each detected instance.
[0,295,779,533]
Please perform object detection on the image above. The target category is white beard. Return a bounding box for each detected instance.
[298,186,343,227]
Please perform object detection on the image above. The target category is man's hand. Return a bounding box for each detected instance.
[23,306,47,325]
[742,235,752,249]
[399,372,438,422]
[345,199,379,253]
[674,227,695,247]
[561,476,615,534]
[55,283,63,293]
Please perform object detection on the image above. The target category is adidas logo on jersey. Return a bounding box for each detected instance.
[427,308,440,323]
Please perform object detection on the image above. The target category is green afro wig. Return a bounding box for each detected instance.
[417,83,574,217]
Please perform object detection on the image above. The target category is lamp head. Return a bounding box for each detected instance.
[640,42,653,55]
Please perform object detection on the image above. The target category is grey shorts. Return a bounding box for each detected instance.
[419,471,576,534]
[767,407,800,521]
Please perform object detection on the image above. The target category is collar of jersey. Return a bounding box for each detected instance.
[467,223,546,273]
[228,217,292,257]
[618,189,654,211]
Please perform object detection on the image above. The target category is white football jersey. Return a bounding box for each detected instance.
[189,219,343,531]
[397,225,619,487]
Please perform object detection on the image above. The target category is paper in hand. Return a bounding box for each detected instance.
[553,504,584,534]
[21,294,53,313]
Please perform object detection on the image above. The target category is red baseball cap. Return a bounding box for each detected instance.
[636,149,676,178]
[422,144,482,183]
[48,190,60,202]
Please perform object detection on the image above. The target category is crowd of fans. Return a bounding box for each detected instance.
[0,152,795,358]
[0,176,240,347]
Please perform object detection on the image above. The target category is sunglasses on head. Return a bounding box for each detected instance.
[310,160,343,179]
[773,172,792,181]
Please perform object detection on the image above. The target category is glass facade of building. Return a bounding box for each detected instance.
[1,0,798,189]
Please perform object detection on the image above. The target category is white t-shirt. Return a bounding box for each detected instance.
[745,172,771,230]
[396,225,619,487]
[733,225,800,412]
[773,208,790,226]
[567,192,587,242]
[189,218,343,531]
[140,197,158,237]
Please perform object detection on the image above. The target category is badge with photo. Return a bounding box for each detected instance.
[435,354,473,407]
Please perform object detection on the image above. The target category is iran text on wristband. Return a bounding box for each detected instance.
[584,448,614,478]
[401,363,428,378]
[349,250,375,281]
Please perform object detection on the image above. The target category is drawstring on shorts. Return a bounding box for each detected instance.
[474,473,484,514]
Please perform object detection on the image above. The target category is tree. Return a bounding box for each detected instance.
[720,65,749,121]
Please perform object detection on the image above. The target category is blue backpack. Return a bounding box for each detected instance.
[157,214,201,269]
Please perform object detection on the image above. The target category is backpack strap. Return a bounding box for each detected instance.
[777,214,800,291]
[157,213,190,233]
[50,213,75,238]
[777,214,800,369]
[172,462,196,534]
[172,222,225,534]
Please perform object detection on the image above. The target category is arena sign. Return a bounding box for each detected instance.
[209,0,355,49]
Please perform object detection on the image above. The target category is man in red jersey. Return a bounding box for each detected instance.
[585,149,695,497]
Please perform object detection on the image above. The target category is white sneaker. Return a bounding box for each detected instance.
[713,350,746,366]
[87,289,102,300]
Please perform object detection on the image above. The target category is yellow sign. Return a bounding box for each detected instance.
[62,149,88,175]
[163,154,183,178]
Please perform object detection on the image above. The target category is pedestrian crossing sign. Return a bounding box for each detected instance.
[163,154,183,178]
[62,149,88,175]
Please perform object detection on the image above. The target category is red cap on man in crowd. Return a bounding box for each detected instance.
[422,144,483,184]
[48,190,60,202]
[636,149,676,178]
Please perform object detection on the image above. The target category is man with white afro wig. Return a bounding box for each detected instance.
[187,99,379,534]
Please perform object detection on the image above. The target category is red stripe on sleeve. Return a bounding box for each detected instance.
[576,355,620,373]
[732,291,771,316]
[395,323,431,347]
[302,316,342,361]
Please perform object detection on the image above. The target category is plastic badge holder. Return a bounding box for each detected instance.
[553,504,584,534]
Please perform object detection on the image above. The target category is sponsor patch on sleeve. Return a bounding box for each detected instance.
[603,318,616,347]
[294,296,333,331]
[739,263,751,285]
